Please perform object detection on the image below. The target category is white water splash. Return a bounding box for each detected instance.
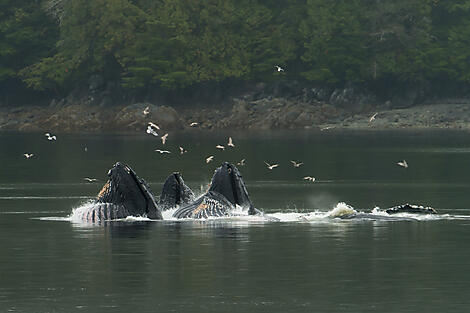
[326,202,357,217]
[47,200,470,225]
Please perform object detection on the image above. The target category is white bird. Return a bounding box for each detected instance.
[83,178,98,182]
[275,65,284,72]
[237,159,246,166]
[264,161,279,170]
[303,176,316,182]
[190,122,198,127]
[397,160,408,168]
[206,156,214,163]
[23,153,34,159]
[179,146,187,155]
[84,147,88,152]
[291,160,303,168]
[216,145,225,151]
[45,133,56,141]
[227,137,235,147]
[155,149,171,154]
[369,112,378,122]
[148,122,160,130]
[161,133,168,145]
[146,125,158,137]
[143,106,150,116]
[320,126,335,131]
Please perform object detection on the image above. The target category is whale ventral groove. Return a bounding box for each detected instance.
[85,162,163,222]
[172,162,257,219]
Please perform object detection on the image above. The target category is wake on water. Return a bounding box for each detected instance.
[41,201,469,224]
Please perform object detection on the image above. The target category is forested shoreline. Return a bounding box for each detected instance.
[2,0,470,107]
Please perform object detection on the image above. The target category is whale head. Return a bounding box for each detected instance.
[96,162,162,219]
[158,172,195,210]
[208,162,255,213]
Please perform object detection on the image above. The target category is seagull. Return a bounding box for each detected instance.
[397,160,408,168]
[179,146,187,155]
[275,65,284,72]
[190,122,198,127]
[23,153,34,159]
[291,160,303,168]
[206,156,214,163]
[45,133,56,141]
[216,145,225,151]
[303,176,316,182]
[155,149,171,154]
[369,112,378,122]
[320,126,335,131]
[237,159,246,166]
[148,122,160,130]
[83,178,98,182]
[84,147,88,152]
[146,125,158,137]
[227,137,235,147]
[264,161,279,170]
[143,106,150,116]
[161,133,168,145]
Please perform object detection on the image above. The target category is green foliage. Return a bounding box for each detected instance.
[300,0,370,83]
[6,0,470,96]
[0,0,57,84]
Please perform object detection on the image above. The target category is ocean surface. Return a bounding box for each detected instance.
[2,130,470,312]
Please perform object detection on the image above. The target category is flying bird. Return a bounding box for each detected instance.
[369,112,378,122]
[45,133,56,141]
[397,160,408,168]
[143,106,150,116]
[146,125,158,137]
[161,133,168,145]
[227,137,235,147]
[148,122,160,130]
[206,156,214,163]
[291,160,303,168]
[179,146,187,155]
[320,126,335,131]
[264,161,279,170]
[83,178,98,182]
[237,159,246,166]
[275,65,284,72]
[216,145,225,151]
[190,122,198,127]
[155,149,171,154]
[303,176,316,182]
[23,153,34,159]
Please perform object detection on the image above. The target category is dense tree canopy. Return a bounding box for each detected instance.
[2,0,470,101]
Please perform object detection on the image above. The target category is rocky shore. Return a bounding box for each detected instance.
[2,83,470,133]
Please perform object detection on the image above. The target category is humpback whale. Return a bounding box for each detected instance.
[81,162,163,222]
[172,162,257,219]
[158,172,195,210]
[385,203,437,215]
[76,162,437,223]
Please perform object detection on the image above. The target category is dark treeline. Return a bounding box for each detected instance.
[2,0,470,105]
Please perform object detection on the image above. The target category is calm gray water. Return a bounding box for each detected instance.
[2,130,470,312]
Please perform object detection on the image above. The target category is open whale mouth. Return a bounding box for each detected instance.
[208,162,254,212]
[98,162,162,219]
[158,172,194,209]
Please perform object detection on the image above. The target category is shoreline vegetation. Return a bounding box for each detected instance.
[3,1,470,132]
